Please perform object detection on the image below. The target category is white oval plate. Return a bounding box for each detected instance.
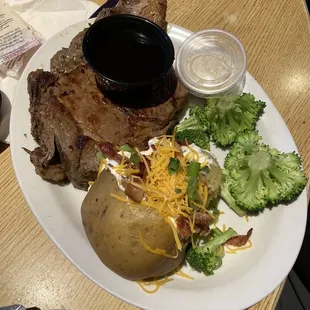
[10,20,308,310]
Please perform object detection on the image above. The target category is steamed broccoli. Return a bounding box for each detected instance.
[205,93,266,147]
[175,106,210,150]
[220,170,246,217]
[176,106,209,132]
[186,228,238,275]
[224,131,308,212]
[176,129,210,150]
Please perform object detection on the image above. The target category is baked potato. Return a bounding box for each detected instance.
[81,170,186,281]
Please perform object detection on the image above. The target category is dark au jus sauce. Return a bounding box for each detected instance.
[100,69,178,109]
[83,15,176,109]
[91,31,166,83]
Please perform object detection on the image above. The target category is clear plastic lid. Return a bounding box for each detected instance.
[175,29,247,97]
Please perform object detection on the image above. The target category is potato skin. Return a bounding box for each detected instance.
[81,170,185,281]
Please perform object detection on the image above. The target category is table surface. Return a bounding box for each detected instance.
[0,0,309,309]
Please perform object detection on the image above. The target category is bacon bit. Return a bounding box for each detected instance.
[192,212,212,237]
[175,139,187,146]
[151,144,157,151]
[122,178,145,203]
[133,161,146,179]
[226,228,253,247]
[193,212,213,228]
[175,151,184,159]
[174,141,181,149]
[99,142,122,162]
[176,215,192,239]
[176,212,213,240]
[197,225,210,237]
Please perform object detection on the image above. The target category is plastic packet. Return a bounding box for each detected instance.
[0,1,43,78]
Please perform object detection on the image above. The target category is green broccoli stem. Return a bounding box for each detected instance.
[220,186,246,217]
[212,227,223,237]
[187,162,201,202]
[177,116,200,132]
[186,227,237,275]
[199,228,238,253]
[212,208,220,224]
[220,171,247,217]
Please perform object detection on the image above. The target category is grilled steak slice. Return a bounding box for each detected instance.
[54,65,187,148]
[50,29,87,76]
[30,146,67,183]
[96,0,167,30]
[28,70,57,147]
[28,70,99,190]
[28,67,187,189]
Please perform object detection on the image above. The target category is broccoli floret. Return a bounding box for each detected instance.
[186,228,238,275]
[176,129,210,150]
[205,93,266,147]
[176,106,208,132]
[220,170,246,217]
[224,131,308,212]
[175,105,211,150]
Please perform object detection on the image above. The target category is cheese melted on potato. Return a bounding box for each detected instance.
[97,135,218,251]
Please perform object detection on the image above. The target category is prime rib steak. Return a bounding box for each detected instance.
[28,0,188,190]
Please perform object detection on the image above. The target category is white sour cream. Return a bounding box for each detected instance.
[98,138,216,192]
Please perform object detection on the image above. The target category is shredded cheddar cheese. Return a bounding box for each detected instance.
[175,270,194,280]
[112,161,140,176]
[111,135,209,253]
[137,276,174,294]
[139,232,178,259]
[98,158,108,176]
[226,250,237,254]
[185,139,199,161]
[202,185,208,210]
[137,269,193,294]
[217,245,223,256]
[189,211,196,234]
[226,239,253,252]
[110,193,134,204]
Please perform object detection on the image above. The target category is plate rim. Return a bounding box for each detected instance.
[9,20,308,310]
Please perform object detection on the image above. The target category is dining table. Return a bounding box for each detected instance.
[0,0,309,309]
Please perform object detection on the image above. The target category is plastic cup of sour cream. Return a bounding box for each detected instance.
[175,29,247,98]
